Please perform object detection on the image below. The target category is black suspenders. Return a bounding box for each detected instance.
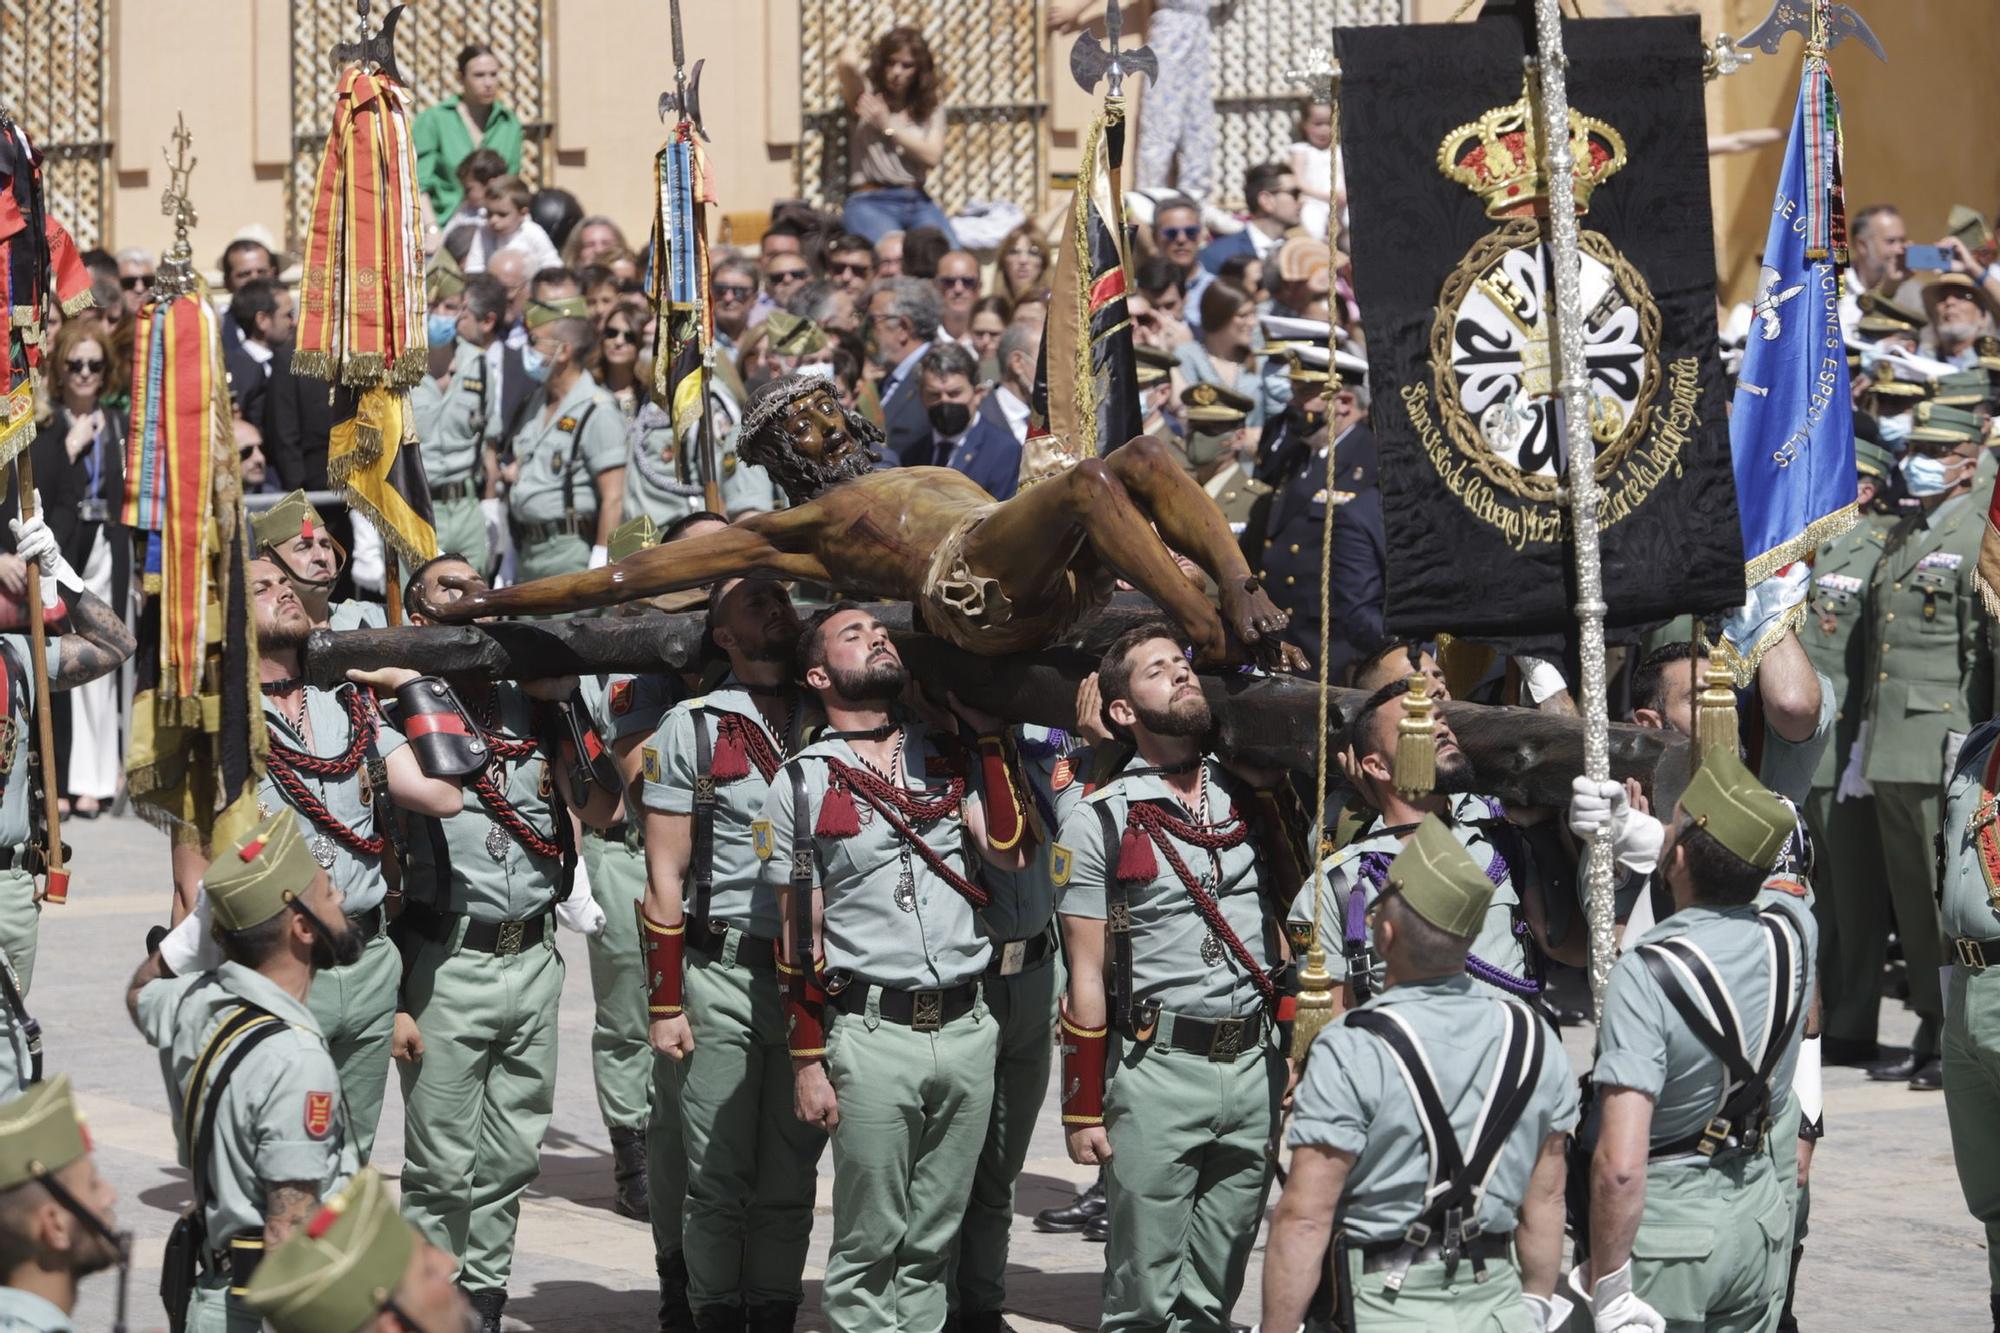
[690,711,717,926]
[1095,802,1136,1035]
[787,765,816,975]
[559,402,601,526]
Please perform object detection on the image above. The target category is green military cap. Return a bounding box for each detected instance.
[1948,204,1994,256]
[1976,334,2000,373]
[1133,343,1175,388]
[0,1075,89,1192]
[1932,369,1992,406]
[1855,289,1927,339]
[1678,748,1792,872]
[1909,401,1982,445]
[1383,814,1494,938]
[525,296,590,331]
[252,490,333,555]
[243,1169,416,1333]
[1180,380,1253,429]
[425,247,465,302]
[606,515,661,563]
[763,310,824,359]
[208,809,318,933]
[1868,360,1930,400]
[1855,439,1894,479]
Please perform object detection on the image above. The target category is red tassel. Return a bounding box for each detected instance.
[1116,824,1157,882]
[816,781,861,838]
[710,723,750,782]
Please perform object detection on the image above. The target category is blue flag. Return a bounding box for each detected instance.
[1728,74,1856,592]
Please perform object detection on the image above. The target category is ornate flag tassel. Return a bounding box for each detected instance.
[1393,676,1437,796]
[1695,657,1740,764]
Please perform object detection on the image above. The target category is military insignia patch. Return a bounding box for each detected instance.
[539,762,553,798]
[610,679,634,716]
[1051,757,1074,791]
[1050,844,1072,887]
[752,820,773,860]
[643,746,663,783]
[464,377,484,393]
[1285,921,1317,955]
[557,415,579,433]
[304,1091,334,1139]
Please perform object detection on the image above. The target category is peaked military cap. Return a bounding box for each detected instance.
[1931,369,1992,407]
[425,247,465,302]
[606,515,662,563]
[1284,344,1330,386]
[1868,360,1931,400]
[1909,401,1982,445]
[763,310,825,359]
[243,1169,417,1333]
[1678,748,1793,873]
[1855,289,1927,339]
[1383,814,1493,939]
[525,296,590,331]
[1854,439,1894,479]
[1180,380,1253,429]
[0,1075,89,1192]
[208,810,318,933]
[1133,343,1175,388]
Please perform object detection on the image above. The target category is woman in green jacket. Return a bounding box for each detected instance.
[413,43,524,222]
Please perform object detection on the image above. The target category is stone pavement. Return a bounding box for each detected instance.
[36,814,1990,1330]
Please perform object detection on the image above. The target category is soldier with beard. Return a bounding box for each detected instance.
[0,1076,126,1332]
[251,493,386,631]
[1054,622,1301,1331]
[759,604,1032,1333]
[128,811,365,1333]
[248,557,466,1161]
[640,576,825,1332]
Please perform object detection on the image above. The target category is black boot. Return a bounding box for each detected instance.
[1990,1290,1999,1332]
[1083,1211,1109,1243]
[692,1304,745,1333]
[1033,1172,1106,1233]
[466,1287,506,1333]
[957,1312,1015,1333]
[657,1250,695,1333]
[612,1124,652,1220]
[744,1303,799,1333]
[1776,1244,1804,1332]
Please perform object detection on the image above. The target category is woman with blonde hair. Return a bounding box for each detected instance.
[991,223,1050,305]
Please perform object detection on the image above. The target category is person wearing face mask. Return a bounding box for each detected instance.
[915,342,1020,499]
[1174,382,1268,537]
[128,811,368,1333]
[410,252,493,573]
[500,298,629,578]
[1854,402,1994,1091]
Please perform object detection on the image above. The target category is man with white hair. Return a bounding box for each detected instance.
[975,322,1037,446]
[114,248,154,320]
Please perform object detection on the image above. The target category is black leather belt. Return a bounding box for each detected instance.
[1142,1008,1270,1061]
[0,846,19,872]
[433,477,481,504]
[1358,1228,1512,1274]
[516,515,590,545]
[983,928,1055,979]
[829,977,980,1031]
[347,908,383,945]
[458,913,551,956]
[684,919,777,969]
[1955,937,2000,970]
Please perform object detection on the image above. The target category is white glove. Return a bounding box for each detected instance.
[556,891,606,937]
[1794,1032,1824,1125]
[1523,1292,1574,1332]
[1835,724,1872,802]
[588,543,609,570]
[1720,561,1812,672]
[8,514,80,610]
[1517,655,1571,706]
[158,888,223,975]
[1568,776,1665,876]
[1590,1260,1666,1333]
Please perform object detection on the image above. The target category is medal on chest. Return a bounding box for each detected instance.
[310,832,336,869]
[486,823,512,863]
[893,845,917,913]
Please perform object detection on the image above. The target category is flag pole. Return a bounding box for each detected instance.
[1525,0,1616,1016]
[14,453,64,905]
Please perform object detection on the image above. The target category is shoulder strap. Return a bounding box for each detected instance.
[184,1005,291,1216]
[787,764,816,974]
[561,401,602,521]
[690,710,716,924]
[1096,801,1135,1034]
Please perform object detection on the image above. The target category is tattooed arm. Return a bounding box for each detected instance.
[263,1181,321,1247]
[51,587,134,691]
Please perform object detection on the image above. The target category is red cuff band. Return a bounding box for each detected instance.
[1059,1003,1109,1126]
[638,906,685,1016]
[1275,993,1297,1025]
[403,711,473,738]
[976,736,1029,852]
[778,956,828,1057]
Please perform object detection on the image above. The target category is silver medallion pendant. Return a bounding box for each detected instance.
[310,833,336,869]
[486,823,511,863]
[894,853,917,913]
[1200,930,1225,967]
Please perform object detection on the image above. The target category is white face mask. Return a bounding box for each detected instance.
[1900,451,1957,497]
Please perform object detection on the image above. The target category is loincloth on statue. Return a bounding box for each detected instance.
[917,504,1112,655]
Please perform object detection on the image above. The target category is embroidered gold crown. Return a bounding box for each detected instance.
[1437,79,1627,219]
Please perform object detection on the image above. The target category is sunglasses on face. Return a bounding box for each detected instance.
[714,284,754,301]
[1159,227,1200,243]
[120,274,154,291]
[937,275,979,291]
[66,357,104,374]
[239,442,262,460]
[768,270,808,285]
[830,261,873,277]
[1268,187,1304,199]
[604,327,642,346]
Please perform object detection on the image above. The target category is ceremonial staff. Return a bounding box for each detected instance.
[12,375,59,906]
[652,0,722,514]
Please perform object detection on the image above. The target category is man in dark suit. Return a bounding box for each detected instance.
[864,277,940,466]
[917,343,1022,498]
[223,278,292,432]
[975,322,1036,446]
[215,236,278,350]
[263,340,334,492]
[1198,162,1302,278]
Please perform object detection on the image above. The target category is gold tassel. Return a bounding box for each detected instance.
[1695,656,1738,765]
[1393,674,1437,796]
[1290,945,1339,1059]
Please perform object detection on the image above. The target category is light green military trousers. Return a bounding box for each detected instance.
[398,920,563,1292]
[1101,1022,1284,1331]
[673,934,826,1309]
[1802,788,1894,1048]
[433,492,489,575]
[187,1272,259,1332]
[0,867,37,993]
[1348,1246,1535,1331]
[1944,961,2000,1288]
[514,530,591,583]
[951,959,1056,1315]
[306,929,398,1163]
[581,830,653,1132]
[1627,1153,1790,1332]
[821,994,997,1333]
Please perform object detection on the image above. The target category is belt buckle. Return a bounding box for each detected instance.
[999,939,1026,977]
[1959,938,1988,970]
[911,990,944,1032]
[1207,1016,1246,1060]
[1696,1116,1732,1157]
[496,920,526,956]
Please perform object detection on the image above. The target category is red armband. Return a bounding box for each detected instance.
[1059,1002,1109,1126]
[638,905,685,1016]
[975,735,1032,853]
[778,955,828,1058]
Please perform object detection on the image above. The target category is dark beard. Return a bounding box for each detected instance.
[299,907,364,969]
[743,625,801,666]
[773,439,879,503]
[259,618,312,651]
[1134,695,1211,738]
[827,658,908,703]
[1432,745,1475,793]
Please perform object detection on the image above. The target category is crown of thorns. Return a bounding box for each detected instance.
[740,374,836,448]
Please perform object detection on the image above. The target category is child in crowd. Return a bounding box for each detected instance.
[465,173,561,275]
[1287,101,1341,242]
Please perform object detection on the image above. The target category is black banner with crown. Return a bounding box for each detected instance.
[1340,14,1744,642]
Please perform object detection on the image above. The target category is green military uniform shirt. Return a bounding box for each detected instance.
[1202,460,1272,538]
[1288,975,1578,1242]
[507,372,625,527]
[0,1288,73,1331]
[599,672,681,749]
[1801,514,1894,790]
[1940,721,2000,942]
[1862,492,1998,785]
[644,683,816,938]
[137,963,358,1244]
[259,687,406,916]
[409,339,489,486]
[621,393,777,525]
[405,684,563,922]
[758,717,992,989]
[1056,755,1280,1019]
[1289,793,1529,993]
[1595,889,1818,1158]
[980,727,1083,943]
